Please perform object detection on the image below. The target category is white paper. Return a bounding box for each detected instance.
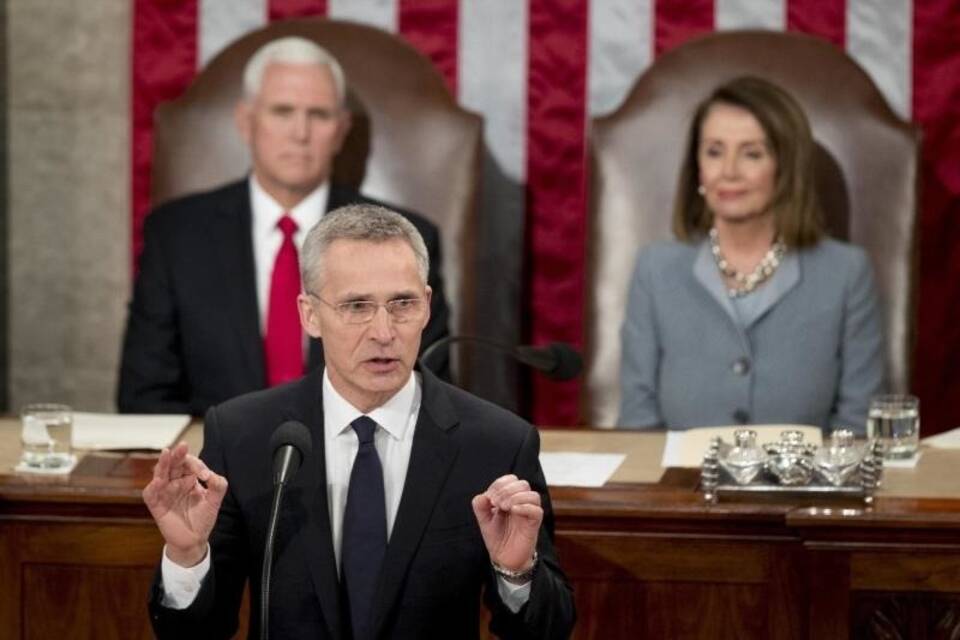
[661,430,685,468]
[71,412,191,451]
[922,426,960,449]
[539,452,625,487]
[660,424,824,468]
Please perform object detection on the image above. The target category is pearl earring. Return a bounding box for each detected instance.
[697,185,706,196]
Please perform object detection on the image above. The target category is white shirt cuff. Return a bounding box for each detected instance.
[159,544,211,609]
[496,575,532,613]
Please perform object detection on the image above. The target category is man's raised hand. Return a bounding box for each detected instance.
[471,474,543,573]
[142,442,228,567]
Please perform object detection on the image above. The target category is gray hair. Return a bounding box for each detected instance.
[301,204,430,293]
[242,36,346,104]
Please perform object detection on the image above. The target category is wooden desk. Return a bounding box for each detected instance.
[1,420,958,639]
[542,431,960,639]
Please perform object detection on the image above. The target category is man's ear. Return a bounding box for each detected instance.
[332,109,352,155]
[234,100,253,145]
[298,294,323,339]
[420,285,432,331]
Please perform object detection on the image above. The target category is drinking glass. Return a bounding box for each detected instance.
[20,403,74,469]
[866,394,919,459]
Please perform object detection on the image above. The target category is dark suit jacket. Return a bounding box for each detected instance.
[118,180,450,416]
[147,367,576,639]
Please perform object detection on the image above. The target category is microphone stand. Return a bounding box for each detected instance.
[261,446,299,640]
[420,335,517,373]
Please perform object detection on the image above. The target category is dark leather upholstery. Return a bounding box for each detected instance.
[150,19,482,384]
[582,30,920,426]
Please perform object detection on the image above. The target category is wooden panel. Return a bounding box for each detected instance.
[0,519,250,640]
[643,583,768,639]
[22,564,155,640]
[851,552,960,591]
[766,542,808,640]
[557,532,773,583]
[19,520,163,564]
[807,550,852,639]
[0,520,22,638]
[571,580,770,639]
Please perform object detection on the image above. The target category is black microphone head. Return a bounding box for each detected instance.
[547,342,583,380]
[270,421,312,483]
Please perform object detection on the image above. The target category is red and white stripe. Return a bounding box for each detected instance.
[132,0,960,432]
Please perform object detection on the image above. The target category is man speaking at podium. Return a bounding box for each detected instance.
[143,205,575,639]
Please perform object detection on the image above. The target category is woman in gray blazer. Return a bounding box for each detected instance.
[618,77,884,433]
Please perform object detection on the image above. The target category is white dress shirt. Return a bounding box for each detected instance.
[249,176,328,331]
[322,367,419,571]
[160,370,530,611]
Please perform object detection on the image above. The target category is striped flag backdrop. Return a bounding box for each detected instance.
[133,0,960,433]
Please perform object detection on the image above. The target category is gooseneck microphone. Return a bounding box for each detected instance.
[420,336,583,381]
[261,421,312,640]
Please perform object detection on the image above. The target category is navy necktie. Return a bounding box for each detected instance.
[341,416,387,640]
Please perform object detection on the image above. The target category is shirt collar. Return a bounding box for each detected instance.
[249,175,329,240]
[321,368,421,442]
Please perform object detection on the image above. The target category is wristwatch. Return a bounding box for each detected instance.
[491,551,538,584]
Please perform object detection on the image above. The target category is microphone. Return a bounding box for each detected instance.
[420,336,583,381]
[515,343,583,380]
[261,421,312,640]
[270,420,312,487]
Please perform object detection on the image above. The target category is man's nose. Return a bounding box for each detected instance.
[291,112,310,140]
[368,305,395,342]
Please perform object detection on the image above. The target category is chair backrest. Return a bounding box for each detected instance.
[150,18,482,381]
[582,30,920,426]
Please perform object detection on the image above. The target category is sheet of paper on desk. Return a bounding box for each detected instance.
[539,452,626,487]
[71,413,191,451]
[662,424,823,468]
[922,426,960,449]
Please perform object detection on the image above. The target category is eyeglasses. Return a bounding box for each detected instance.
[308,293,426,325]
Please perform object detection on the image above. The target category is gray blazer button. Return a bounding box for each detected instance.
[732,409,750,424]
[732,357,751,375]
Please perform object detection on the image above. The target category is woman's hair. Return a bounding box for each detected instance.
[671,76,824,247]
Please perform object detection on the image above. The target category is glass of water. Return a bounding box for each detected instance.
[866,394,920,459]
[20,403,74,469]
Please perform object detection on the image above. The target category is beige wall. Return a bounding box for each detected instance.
[7,0,131,411]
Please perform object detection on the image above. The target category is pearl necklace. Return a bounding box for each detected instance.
[708,227,786,298]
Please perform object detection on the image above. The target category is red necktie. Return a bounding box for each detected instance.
[264,215,303,386]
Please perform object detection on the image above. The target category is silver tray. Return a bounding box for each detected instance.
[700,436,884,505]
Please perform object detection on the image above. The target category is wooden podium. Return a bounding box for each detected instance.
[1,421,958,639]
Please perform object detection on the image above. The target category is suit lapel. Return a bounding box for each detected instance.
[372,370,460,638]
[288,370,345,639]
[205,180,265,387]
[692,242,752,355]
[736,251,799,329]
[693,240,739,323]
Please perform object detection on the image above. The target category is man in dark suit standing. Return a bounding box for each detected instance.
[143,204,575,639]
[118,36,449,416]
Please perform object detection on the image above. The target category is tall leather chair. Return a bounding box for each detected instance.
[150,19,483,386]
[582,30,920,426]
